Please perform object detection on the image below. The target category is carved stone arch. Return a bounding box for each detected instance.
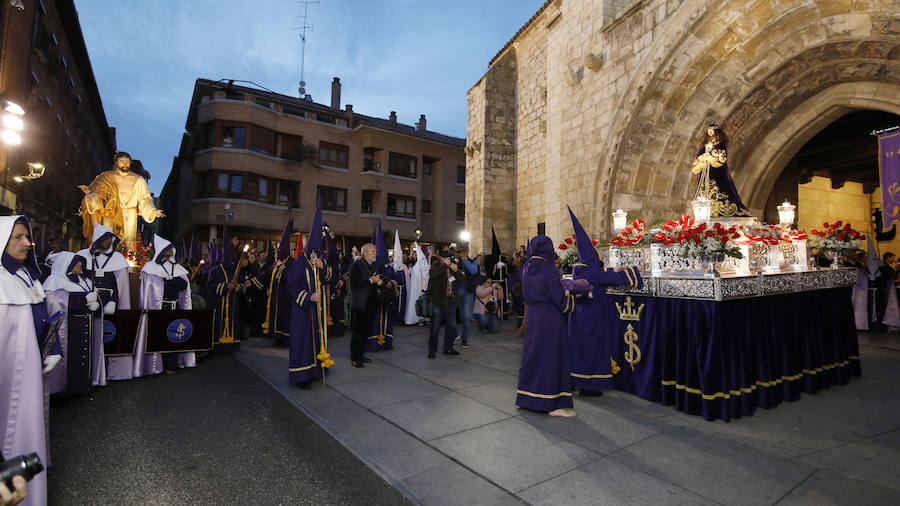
[738,81,900,211]
[593,0,900,235]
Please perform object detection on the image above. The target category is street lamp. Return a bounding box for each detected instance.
[414,227,422,240]
[1,98,24,146]
[459,230,471,243]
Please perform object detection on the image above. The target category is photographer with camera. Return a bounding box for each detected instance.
[474,277,503,334]
[427,250,465,358]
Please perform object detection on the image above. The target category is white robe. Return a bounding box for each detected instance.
[404,244,429,324]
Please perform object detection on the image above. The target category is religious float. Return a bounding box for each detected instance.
[561,125,863,421]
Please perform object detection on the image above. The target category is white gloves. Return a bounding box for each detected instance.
[42,354,62,375]
[85,291,98,304]
[87,301,100,312]
[103,301,117,315]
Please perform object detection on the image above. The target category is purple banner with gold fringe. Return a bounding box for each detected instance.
[879,130,900,230]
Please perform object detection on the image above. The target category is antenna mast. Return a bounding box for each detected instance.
[292,0,319,97]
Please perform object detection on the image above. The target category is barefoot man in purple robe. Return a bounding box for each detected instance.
[516,235,578,417]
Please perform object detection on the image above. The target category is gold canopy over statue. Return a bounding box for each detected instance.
[79,152,165,248]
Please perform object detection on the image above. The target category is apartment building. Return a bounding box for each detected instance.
[160,78,467,251]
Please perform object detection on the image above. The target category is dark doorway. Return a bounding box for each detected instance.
[764,110,900,224]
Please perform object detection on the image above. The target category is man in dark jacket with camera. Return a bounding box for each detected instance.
[349,243,380,367]
[427,250,466,358]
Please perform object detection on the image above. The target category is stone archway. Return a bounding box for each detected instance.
[593,0,900,236]
[736,82,900,212]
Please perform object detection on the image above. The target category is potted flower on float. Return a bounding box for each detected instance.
[809,221,864,268]
[556,234,599,273]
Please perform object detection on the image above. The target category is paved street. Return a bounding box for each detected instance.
[47,352,409,506]
[48,321,900,505]
[237,321,900,506]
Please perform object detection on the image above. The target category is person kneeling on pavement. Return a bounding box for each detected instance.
[474,277,503,336]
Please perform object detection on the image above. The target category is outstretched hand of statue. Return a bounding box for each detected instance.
[151,209,166,220]
[78,185,100,214]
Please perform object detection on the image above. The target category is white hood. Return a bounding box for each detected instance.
[413,242,428,270]
[42,251,91,293]
[393,231,404,270]
[77,221,129,272]
[0,215,46,304]
[142,234,188,279]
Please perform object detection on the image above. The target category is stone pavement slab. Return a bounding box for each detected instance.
[518,457,717,506]
[607,425,816,506]
[236,323,900,505]
[430,417,601,493]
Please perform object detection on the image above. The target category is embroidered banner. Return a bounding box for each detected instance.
[879,130,900,230]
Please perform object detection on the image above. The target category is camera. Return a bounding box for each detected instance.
[0,453,43,491]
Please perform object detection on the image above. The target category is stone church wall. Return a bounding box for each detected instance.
[468,0,900,252]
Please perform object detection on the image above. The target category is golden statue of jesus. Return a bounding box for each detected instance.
[79,152,165,248]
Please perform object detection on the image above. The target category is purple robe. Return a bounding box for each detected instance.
[568,265,642,391]
[44,290,100,395]
[285,256,328,384]
[139,272,196,369]
[516,237,576,412]
[206,264,244,351]
[250,258,294,344]
[366,266,404,352]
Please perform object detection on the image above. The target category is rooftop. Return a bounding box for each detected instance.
[192,78,466,148]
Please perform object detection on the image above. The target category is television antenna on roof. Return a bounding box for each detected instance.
[290,0,319,97]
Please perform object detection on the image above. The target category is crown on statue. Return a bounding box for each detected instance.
[615,296,644,321]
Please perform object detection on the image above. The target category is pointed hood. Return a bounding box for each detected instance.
[304,199,324,257]
[374,218,388,268]
[413,242,427,269]
[142,234,188,279]
[393,230,404,270]
[867,236,880,280]
[222,224,236,269]
[325,226,339,269]
[490,226,501,261]
[568,206,601,267]
[294,230,304,259]
[90,222,121,254]
[277,218,294,261]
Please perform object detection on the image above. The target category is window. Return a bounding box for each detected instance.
[255,97,271,108]
[361,190,375,214]
[423,156,438,176]
[249,124,275,155]
[387,194,416,219]
[388,152,417,178]
[316,113,336,125]
[456,203,465,222]
[248,175,271,203]
[277,180,299,207]
[222,125,246,148]
[318,185,347,212]
[283,106,305,117]
[457,165,466,185]
[216,173,243,196]
[280,134,305,161]
[318,141,348,168]
[363,147,381,172]
[422,199,431,214]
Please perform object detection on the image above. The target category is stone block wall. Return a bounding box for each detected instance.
[468,0,900,251]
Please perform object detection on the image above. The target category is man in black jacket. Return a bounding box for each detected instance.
[349,243,381,367]
[427,250,466,358]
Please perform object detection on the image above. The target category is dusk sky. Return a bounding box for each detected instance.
[75,0,545,194]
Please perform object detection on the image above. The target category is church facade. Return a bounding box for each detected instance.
[466,0,900,252]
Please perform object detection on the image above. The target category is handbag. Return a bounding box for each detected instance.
[415,293,432,317]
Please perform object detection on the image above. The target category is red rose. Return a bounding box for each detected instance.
[843,223,851,231]
[693,236,701,244]
[705,230,714,237]
[812,229,818,235]
[621,227,632,235]
[837,233,844,240]
[851,231,858,238]
[654,233,665,241]
[564,237,573,244]
[663,238,673,246]
[559,244,568,250]
[860,234,866,240]
[823,222,829,228]
[835,220,842,228]
[591,239,598,246]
